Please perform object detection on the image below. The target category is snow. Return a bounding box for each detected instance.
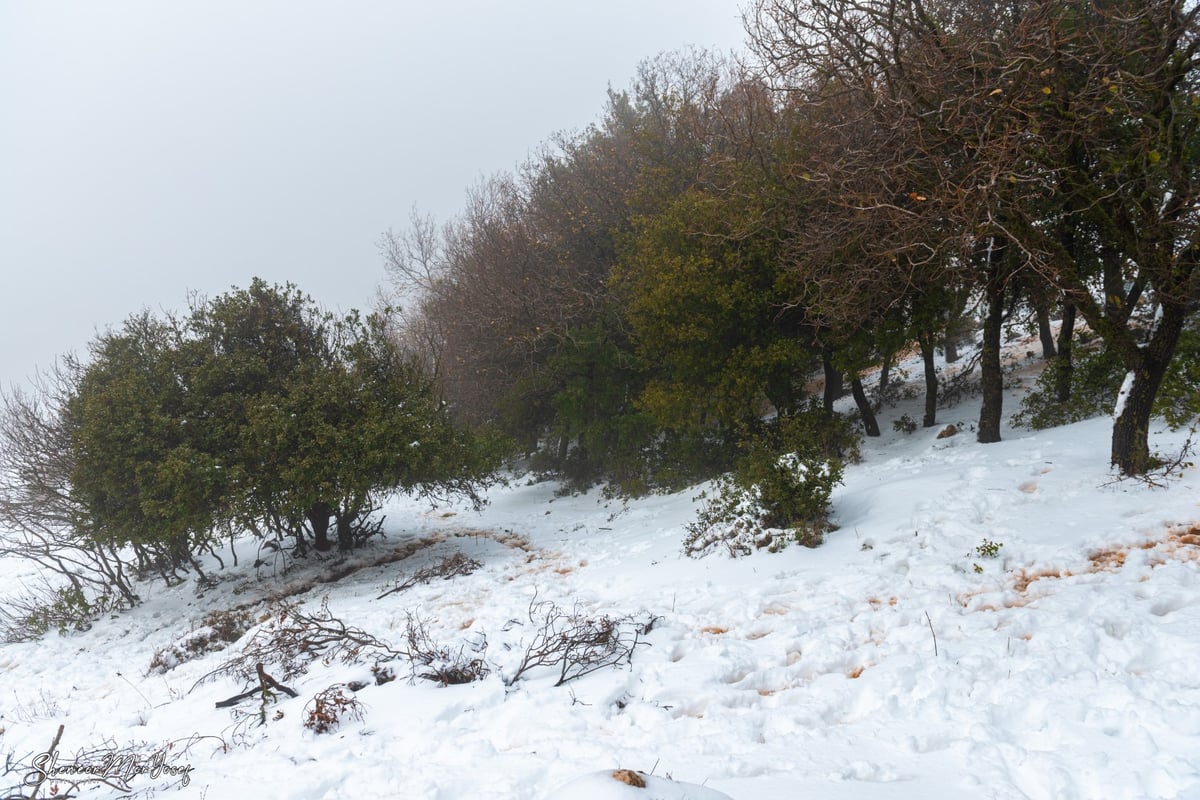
[1113,370,1136,421]
[545,770,733,799]
[2,346,1200,799]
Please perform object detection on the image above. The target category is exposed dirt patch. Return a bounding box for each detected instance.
[963,523,1200,610]
[612,769,647,788]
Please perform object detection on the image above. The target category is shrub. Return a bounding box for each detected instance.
[377,551,483,600]
[0,583,117,641]
[1011,346,1123,429]
[1158,328,1200,430]
[683,405,849,557]
[1013,329,1200,431]
[401,613,490,685]
[303,684,365,734]
[504,600,656,687]
[209,598,403,684]
[149,608,253,673]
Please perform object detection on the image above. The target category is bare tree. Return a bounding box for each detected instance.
[0,362,138,607]
[748,0,1200,467]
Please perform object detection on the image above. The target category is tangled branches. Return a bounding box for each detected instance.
[505,598,658,687]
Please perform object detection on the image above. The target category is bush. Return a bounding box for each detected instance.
[504,600,657,687]
[1012,330,1200,431]
[1158,328,1200,430]
[303,684,365,734]
[401,613,490,685]
[149,608,253,673]
[0,583,117,641]
[1011,346,1123,429]
[683,405,851,557]
[210,598,403,684]
[30,279,506,578]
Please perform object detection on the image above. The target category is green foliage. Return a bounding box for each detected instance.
[893,414,919,434]
[975,538,1003,559]
[617,189,809,434]
[507,313,735,497]
[972,538,1004,573]
[65,312,216,566]
[1013,329,1200,431]
[64,279,502,562]
[683,404,855,557]
[1011,345,1122,429]
[16,586,108,638]
[1157,328,1200,430]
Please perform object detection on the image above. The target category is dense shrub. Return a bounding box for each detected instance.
[683,405,854,557]
[1013,330,1200,431]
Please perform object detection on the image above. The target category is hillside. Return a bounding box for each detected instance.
[2,345,1199,800]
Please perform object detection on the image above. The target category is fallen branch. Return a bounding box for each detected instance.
[214,662,297,708]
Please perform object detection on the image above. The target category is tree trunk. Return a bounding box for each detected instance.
[917,332,938,428]
[335,510,357,552]
[822,352,844,413]
[1035,292,1057,359]
[977,244,1006,444]
[878,349,893,393]
[943,292,968,364]
[1054,301,1076,403]
[307,502,333,552]
[944,331,959,364]
[850,376,880,436]
[1111,303,1185,475]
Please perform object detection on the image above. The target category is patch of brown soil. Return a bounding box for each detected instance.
[964,523,1200,611]
[612,769,647,788]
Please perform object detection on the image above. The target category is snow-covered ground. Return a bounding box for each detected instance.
[2,347,1199,800]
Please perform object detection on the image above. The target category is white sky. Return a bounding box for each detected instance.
[0,1,747,388]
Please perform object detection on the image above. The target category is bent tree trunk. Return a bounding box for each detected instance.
[1111,303,1185,475]
[850,376,880,436]
[1034,291,1057,359]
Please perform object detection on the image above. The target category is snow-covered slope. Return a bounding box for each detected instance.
[2,353,1199,800]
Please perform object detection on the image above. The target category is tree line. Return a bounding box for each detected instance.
[2,0,1198,619]
[384,0,1200,498]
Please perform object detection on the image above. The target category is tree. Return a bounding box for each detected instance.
[2,279,502,597]
[238,308,501,551]
[184,280,501,552]
[0,362,140,606]
[66,311,220,577]
[748,0,1200,470]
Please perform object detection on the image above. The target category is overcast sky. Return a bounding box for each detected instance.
[0,1,747,389]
